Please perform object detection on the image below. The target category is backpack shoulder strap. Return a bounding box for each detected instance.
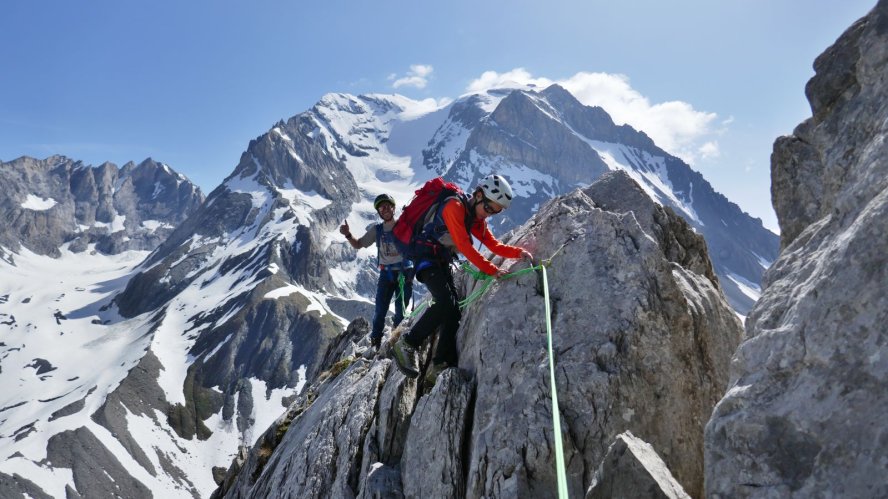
[375,222,384,264]
[428,192,473,238]
[461,192,477,235]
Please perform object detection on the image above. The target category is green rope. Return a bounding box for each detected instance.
[541,265,569,498]
[457,279,493,308]
[544,242,567,267]
[399,255,569,496]
[456,262,541,308]
[403,262,540,318]
[398,271,407,313]
[458,261,569,496]
[405,297,430,319]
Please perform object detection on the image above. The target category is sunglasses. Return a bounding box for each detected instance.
[482,197,503,215]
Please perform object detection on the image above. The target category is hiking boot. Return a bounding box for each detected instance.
[391,337,419,378]
[423,361,449,391]
[370,336,381,349]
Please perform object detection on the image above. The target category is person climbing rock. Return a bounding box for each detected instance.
[340,193,414,350]
[390,174,532,386]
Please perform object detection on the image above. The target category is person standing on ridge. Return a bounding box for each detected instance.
[391,174,532,385]
[340,194,414,349]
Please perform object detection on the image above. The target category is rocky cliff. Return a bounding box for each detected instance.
[214,171,742,498]
[0,155,204,256]
[705,1,888,497]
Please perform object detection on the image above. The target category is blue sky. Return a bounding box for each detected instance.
[0,0,877,232]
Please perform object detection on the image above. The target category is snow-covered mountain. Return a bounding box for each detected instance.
[0,157,207,497]
[0,85,775,497]
[282,84,776,314]
[0,156,204,258]
[437,84,777,313]
[279,84,777,313]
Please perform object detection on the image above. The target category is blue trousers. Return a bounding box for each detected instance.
[371,269,414,341]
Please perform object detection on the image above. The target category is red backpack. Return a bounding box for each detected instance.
[392,177,468,261]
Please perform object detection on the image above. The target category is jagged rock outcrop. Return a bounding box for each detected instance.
[0,473,51,499]
[0,156,203,256]
[400,368,474,499]
[46,427,153,498]
[586,431,690,499]
[214,171,742,498]
[457,172,740,498]
[705,2,888,497]
[218,359,393,498]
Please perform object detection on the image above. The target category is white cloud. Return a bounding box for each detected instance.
[465,68,722,165]
[699,141,720,159]
[391,64,434,89]
[464,68,552,93]
[410,64,433,77]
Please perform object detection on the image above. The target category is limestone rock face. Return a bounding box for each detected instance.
[220,359,390,498]
[586,431,690,499]
[400,369,474,499]
[705,2,888,497]
[213,171,741,499]
[0,156,203,256]
[458,172,741,498]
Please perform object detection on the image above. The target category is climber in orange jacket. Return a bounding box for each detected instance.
[391,174,532,385]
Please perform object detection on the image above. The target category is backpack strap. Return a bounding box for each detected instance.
[416,192,473,262]
[375,222,384,266]
[463,192,478,236]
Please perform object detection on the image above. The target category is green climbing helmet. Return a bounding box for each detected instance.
[374,193,396,211]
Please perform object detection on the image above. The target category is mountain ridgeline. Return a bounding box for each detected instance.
[0,156,204,258]
[438,84,778,314]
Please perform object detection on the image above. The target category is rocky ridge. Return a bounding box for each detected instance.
[213,171,743,498]
[705,2,888,497]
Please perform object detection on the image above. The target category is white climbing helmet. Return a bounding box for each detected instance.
[477,174,514,209]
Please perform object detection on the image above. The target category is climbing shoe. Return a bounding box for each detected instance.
[392,337,419,378]
[423,362,449,391]
[370,335,381,349]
